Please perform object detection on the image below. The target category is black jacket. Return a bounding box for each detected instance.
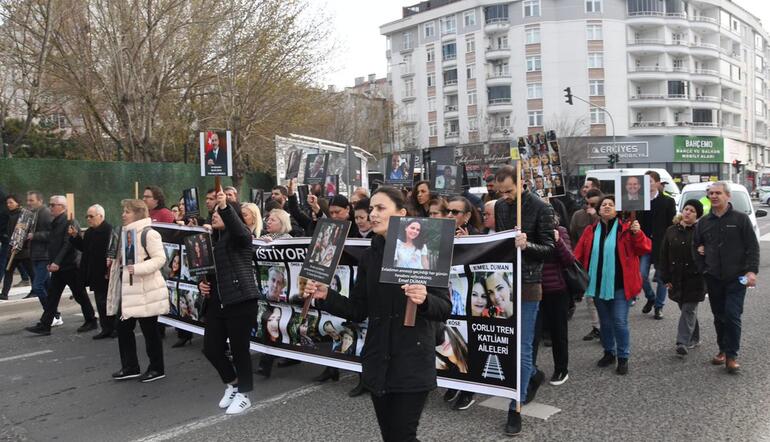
[70,221,113,293]
[318,234,451,396]
[494,190,555,284]
[658,223,705,304]
[48,213,79,271]
[693,204,759,281]
[638,192,676,264]
[211,204,259,307]
[0,186,7,243]
[29,206,53,261]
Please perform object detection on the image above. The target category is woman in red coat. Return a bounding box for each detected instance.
[574,195,651,375]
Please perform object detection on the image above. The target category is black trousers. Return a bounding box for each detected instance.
[533,292,570,373]
[40,269,96,327]
[118,315,164,373]
[1,257,33,297]
[203,314,255,393]
[370,391,429,442]
[93,289,115,333]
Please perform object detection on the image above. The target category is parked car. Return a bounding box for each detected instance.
[757,186,770,206]
[679,182,767,239]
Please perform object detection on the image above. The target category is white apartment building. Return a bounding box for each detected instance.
[381,0,770,186]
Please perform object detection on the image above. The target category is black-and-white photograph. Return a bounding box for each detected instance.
[285,148,302,179]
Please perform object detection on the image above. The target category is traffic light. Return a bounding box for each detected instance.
[608,153,619,168]
[732,159,742,174]
[564,87,573,105]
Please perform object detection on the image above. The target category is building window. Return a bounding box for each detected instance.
[466,63,476,79]
[492,61,509,76]
[405,103,416,121]
[523,0,540,17]
[427,72,436,87]
[756,77,764,92]
[525,26,540,44]
[424,21,435,38]
[590,108,606,124]
[428,97,436,112]
[469,117,478,131]
[495,35,509,49]
[440,15,456,35]
[404,78,414,97]
[527,83,543,99]
[586,24,602,40]
[528,110,543,127]
[402,54,412,74]
[468,90,477,105]
[485,4,509,23]
[756,98,765,117]
[589,79,604,96]
[443,69,458,86]
[402,33,412,50]
[429,123,438,137]
[585,0,602,13]
[588,52,604,68]
[426,46,434,62]
[756,33,765,50]
[756,54,764,72]
[463,10,476,27]
[466,36,475,53]
[526,55,542,72]
[442,42,457,60]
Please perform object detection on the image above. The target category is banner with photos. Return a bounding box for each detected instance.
[155,224,522,400]
[517,132,566,197]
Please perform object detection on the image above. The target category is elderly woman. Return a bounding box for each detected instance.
[240,202,263,238]
[658,199,706,357]
[260,209,292,241]
[107,199,168,383]
[574,195,651,375]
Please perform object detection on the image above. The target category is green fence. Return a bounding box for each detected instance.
[0,158,273,227]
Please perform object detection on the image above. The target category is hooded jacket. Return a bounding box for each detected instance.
[658,223,706,304]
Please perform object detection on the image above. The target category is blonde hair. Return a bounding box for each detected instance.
[121,199,149,220]
[269,209,292,235]
[241,203,263,236]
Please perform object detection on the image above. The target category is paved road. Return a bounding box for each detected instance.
[2,228,770,441]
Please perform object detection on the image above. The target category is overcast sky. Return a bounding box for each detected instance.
[321,0,770,90]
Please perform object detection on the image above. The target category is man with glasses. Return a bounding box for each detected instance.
[26,196,97,335]
[569,188,603,341]
[26,191,57,320]
[143,186,175,223]
[69,204,115,339]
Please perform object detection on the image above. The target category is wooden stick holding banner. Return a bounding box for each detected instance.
[134,182,139,199]
[404,293,418,327]
[510,142,523,413]
[66,193,75,222]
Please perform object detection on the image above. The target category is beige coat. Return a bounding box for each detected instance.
[106,217,169,319]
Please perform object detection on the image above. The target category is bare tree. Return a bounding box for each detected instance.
[545,112,590,180]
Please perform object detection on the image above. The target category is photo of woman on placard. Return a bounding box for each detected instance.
[435,324,469,375]
[166,249,181,279]
[262,306,283,344]
[337,328,357,356]
[394,219,430,270]
[484,271,514,318]
[470,279,489,317]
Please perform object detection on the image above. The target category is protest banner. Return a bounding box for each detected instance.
[155,224,522,400]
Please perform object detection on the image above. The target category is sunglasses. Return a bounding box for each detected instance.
[447,209,466,216]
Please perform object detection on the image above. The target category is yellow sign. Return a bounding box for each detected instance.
[510,147,520,160]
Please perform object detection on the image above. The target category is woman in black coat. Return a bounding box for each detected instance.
[304,186,452,442]
[199,191,260,415]
[658,199,706,357]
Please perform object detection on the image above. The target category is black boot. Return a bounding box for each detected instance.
[256,355,274,378]
[616,358,629,375]
[597,351,616,367]
[171,336,192,348]
[523,369,545,405]
[348,375,366,397]
[313,367,339,382]
[504,410,522,436]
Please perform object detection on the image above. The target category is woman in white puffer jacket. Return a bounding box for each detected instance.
[107,199,168,383]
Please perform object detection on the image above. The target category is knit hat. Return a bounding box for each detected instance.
[683,199,703,219]
[329,195,350,209]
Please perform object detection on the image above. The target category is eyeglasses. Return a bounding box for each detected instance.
[86,214,96,219]
[142,194,153,199]
[48,203,63,207]
[447,209,466,216]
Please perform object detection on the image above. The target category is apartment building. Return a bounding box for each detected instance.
[381,0,770,186]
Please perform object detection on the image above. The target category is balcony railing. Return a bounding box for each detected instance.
[487,71,511,79]
[488,97,512,105]
[694,95,720,102]
[443,53,457,62]
[694,68,719,76]
[631,38,665,45]
[492,126,512,134]
[444,131,460,138]
[485,17,510,25]
[444,105,458,112]
[722,97,740,107]
[444,79,458,87]
[691,121,719,127]
[631,121,666,127]
[691,16,718,24]
[487,45,510,52]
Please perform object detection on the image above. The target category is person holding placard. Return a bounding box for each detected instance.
[303,186,451,442]
[574,195,651,377]
[199,190,260,415]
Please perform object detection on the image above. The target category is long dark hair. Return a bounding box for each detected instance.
[408,180,431,215]
[261,306,282,343]
[437,323,469,373]
[372,186,408,212]
[397,218,428,249]
[447,196,482,232]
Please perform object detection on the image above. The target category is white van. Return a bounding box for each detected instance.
[585,168,681,205]
[678,182,767,239]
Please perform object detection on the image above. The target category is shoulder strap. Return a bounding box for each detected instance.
[140,226,153,260]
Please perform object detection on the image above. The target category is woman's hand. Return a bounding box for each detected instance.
[199,280,211,297]
[455,226,468,237]
[554,229,560,242]
[106,258,113,268]
[261,236,273,243]
[401,284,427,305]
[665,283,673,290]
[216,190,227,210]
[308,195,320,214]
[630,220,641,234]
[127,265,135,275]
[67,225,78,238]
[303,279,328,300]
[287,179,295,196]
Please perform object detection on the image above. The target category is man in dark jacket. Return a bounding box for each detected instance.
[26,195,97,336]
[2,195,34,300]
[693,182,759,373]
[493,165,555,436]
[70,204,115,339]
[0,185,8,285]
[26,191,54,313]
[638,170,676,319]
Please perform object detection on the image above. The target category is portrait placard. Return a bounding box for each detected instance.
[432,164,462,196]
[324,175,339,197]
[285,148,302,180]
[250,189,264,212]
[380,217,455,288]
[122,229,137,267]
[618,173,651,212]
[199,130,232,177]
[384,153,415,187]
[182,233,215,277]
[304,153,329,185]
[183,187,200,217]
[299,219,351,286]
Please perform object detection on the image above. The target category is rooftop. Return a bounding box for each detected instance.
[402,0,462,18]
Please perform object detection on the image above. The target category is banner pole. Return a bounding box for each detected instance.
[516,157,523,413]
[134,182,139,199]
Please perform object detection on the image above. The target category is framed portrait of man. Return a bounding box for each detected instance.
[304,153,328,185]
[199,130,232,177]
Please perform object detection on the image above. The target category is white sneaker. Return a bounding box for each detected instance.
[52,316,64,327]
[218,385,238,409]
[225,393,251,415]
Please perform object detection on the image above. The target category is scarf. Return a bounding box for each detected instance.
[586,219,618,301]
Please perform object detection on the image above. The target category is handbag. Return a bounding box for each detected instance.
[563,261,589,294]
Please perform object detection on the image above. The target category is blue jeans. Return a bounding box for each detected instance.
[594,289,631,359]
[704,276,746,359]
[640,253,667,308]
[31,260,50,308]
[510,300,539,410]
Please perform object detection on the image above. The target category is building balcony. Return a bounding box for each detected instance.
[443,79,458,93]
[444,105,459,119]
[629,94,689,108]
[401,91,416,102]
[444,131,460,145]
[690,15,719,32]
[691,68,721,84]
[693,95,722,109]
[627,39,667,53]
[485,46,511,60]
[626,11,667,27]
[486,72,512,86]
[487,97,513,114]
[689,41,721,58]
[443,54,457,67]
[485,17,510,34]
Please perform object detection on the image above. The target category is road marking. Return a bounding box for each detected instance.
[478,396,561,420]
[132,378,351,442]
[0,350,53,363]
[760,232,770,242]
